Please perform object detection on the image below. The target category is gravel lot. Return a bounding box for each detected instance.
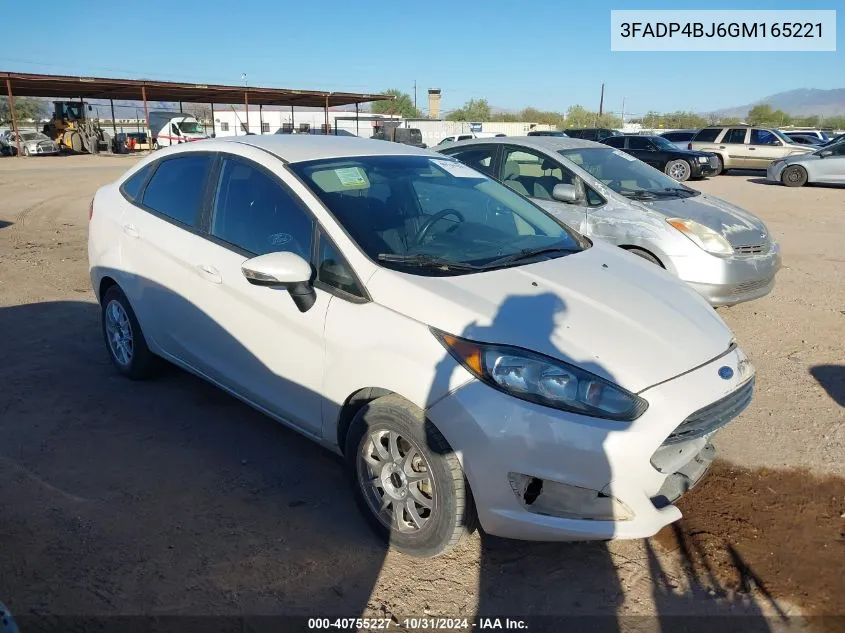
[0,154,842,630]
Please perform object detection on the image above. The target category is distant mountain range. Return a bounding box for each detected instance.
[713,88,845,118]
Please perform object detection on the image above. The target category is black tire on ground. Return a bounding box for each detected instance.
[101,285,158,380]
[345,394,476,558]
[625,247,664,267]
[22,146,30,157]
[712,154,724,175]
[664,159,691,182]
[152,140,160,150]
[781,164,808,187]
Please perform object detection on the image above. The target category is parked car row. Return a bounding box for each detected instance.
[89,135,768,556]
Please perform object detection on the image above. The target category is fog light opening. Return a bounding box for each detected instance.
[524,477,543,505]
[508,472,634,521]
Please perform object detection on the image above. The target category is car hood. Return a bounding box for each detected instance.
[365,241,734,393]
[668,148,712,158]
[783,153,824,165]
[634,193,770,248]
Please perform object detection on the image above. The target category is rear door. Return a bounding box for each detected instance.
[748,129,788,168]
[118,152,217,363]
[720,128,750,168]
[438,144,500,178]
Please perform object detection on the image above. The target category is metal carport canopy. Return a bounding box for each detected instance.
[0,71,392,108]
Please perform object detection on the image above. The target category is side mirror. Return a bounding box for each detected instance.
[819,150,833,157]
[242,251,316,312]
[772,139,782,146]
[552,183,582,204]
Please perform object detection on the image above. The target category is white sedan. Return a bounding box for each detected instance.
[89,135,755,557]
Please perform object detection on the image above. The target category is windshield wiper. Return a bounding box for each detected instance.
[651,187,697,198]
[481,246,579,269]
[376,253,479,271]
[617,188,656,200]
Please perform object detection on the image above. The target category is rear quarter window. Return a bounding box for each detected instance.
[693,128,722,143]
[120,163,155,202]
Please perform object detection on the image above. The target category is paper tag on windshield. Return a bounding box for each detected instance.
[431,159,486,178]
[334,167,368,187]
[613,149,636,161]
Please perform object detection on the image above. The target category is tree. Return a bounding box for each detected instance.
[747,103,791,126]
[370,89,421,118]
[0,96,47,125]
[446,98,492,121]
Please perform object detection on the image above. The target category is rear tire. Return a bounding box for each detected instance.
[22,146,30,157]
[345,394,476,558]
[665,159,691,182]
[781,164,808,187]
[101,286,158,380]
[712,154,724,175]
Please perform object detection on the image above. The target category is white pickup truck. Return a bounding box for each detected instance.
[149,111,208,149]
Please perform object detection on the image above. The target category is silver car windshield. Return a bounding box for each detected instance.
[559,148,700,200]
[290,155,587,274]
[178,121,203,134]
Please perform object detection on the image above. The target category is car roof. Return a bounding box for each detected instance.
[213,134,433,163]
[436,135,604,151]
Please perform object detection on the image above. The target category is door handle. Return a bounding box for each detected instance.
[123,223,139,238]
[195,264,222,284]
[748,147,756,150]
[719,145,726,149]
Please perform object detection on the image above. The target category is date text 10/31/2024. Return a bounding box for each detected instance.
[307,617,529,630]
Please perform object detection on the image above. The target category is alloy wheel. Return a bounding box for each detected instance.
[357,428,436,533]
[104,299,134,366]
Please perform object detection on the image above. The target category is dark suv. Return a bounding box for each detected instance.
[564,128,622,142]
[603,135,719,181]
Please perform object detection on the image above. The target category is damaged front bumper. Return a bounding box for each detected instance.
[427,346,753,541]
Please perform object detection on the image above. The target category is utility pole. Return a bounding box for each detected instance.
[598,83,605,117]
[621,97,626,127]
[414,80,417,112]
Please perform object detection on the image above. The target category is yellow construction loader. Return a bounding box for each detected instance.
[43,101,110,153]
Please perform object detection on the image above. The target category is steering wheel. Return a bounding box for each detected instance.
[414,209,465,244]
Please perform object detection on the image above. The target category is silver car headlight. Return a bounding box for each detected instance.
[433,330,648,421]
[667,218,733,256]
[697,156,709,164]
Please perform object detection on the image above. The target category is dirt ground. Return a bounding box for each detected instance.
[0,154,842,632]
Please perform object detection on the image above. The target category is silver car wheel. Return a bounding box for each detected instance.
[104,299,134,366]
[666,159,690,181]
[358,428,435,533]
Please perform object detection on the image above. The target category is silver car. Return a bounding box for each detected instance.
[767,140,845,186]
[0,130,60,156]
[438,136,781,307]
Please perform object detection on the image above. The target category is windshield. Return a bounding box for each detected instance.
[178,120,204,135]
[771,129,792,144]
[20,133,40,141]
[650,136,678,150]
[559,147,699,199]
[290,155,586,274]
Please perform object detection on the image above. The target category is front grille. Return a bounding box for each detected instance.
[663,378,754,445]
[727,277,772,296]
[734,243,768,256]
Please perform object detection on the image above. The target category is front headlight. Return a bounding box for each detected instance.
[667,218,733,256]
[432,330,648,421]
[697,156,709,164]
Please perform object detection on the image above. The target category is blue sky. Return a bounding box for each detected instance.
[1,0,841,116]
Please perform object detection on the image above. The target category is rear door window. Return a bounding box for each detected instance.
[723,128,748,144]
[693,128,722,142]
[141,154,214,227]
[628,137,652,150]
[440,145,497,177]
[603,136,625,148]
[750,129,778,145]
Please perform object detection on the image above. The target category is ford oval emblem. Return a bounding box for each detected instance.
[718,366,734,380]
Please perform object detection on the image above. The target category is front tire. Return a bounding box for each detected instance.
[22,146,31,157]
[345,394,476,558]
[781,164,808,187]
[665,159,691,182]
[101,286,158,380]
